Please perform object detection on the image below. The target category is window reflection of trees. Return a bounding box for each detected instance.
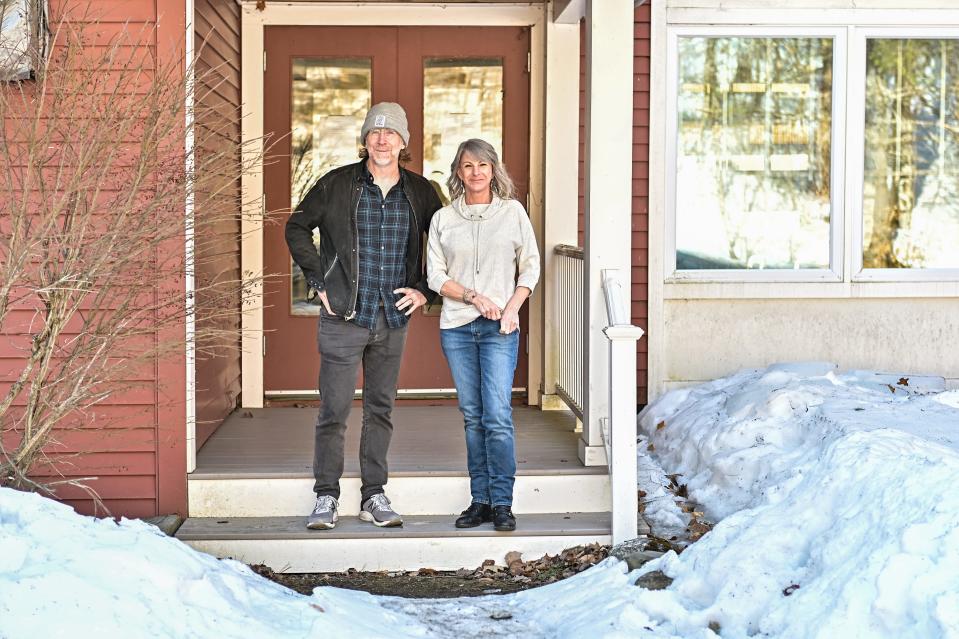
[864,39,959,269]
[420,59,504,315]
[290,59,371,208]
[423,58,503,203]
[677,37,832,270]
[289,59,371,314]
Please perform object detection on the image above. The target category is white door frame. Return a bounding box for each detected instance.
[239,2,548,407]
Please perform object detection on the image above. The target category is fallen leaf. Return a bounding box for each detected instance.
[687,519,713,541]
[656,420,666,431]
[783,584,800,596]
[311,603,325,613]
[898,377,909,386]
[887,384,897,394]
[505,551,522,565]
[647,442,655,452]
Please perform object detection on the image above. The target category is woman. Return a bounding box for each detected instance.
[427,139,540,531]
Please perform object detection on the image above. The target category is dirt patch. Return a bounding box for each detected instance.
[250,543,612,598]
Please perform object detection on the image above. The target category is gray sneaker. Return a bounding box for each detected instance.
[359,493,403,527]
[306,495,338,530]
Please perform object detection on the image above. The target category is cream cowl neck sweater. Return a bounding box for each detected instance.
[427,195,540,330]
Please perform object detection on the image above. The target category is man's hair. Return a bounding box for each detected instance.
[446,138,515,201]
[358,147,413,163]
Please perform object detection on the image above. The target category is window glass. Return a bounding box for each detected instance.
[0,0,43,81]
[422,58,504,205]
[421,58,503,313]
[289,58,371,315]
[863,38,959,269]
[676,37,833,270]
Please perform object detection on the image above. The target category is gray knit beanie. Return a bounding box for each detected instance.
[361,102,410,147]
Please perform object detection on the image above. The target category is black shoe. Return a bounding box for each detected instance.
[492,505,516,531]
[455,502,492,528]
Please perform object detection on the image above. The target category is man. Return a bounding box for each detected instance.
[286,103,442,530]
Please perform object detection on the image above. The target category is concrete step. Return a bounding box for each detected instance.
[188,473,611,518]
[176,512,616,572]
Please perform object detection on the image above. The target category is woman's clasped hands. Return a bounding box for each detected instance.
[468,291,501,321]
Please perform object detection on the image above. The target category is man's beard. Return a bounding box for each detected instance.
[369,149,399,167]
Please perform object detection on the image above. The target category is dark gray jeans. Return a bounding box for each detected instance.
[313,308,408,504]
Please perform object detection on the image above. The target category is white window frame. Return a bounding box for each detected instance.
[0,0,47,81]
[665,25,847,283]
[848,26,959,282]
[661,8,959,294]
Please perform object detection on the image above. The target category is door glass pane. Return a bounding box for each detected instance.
[863,39,959,269]
[290,58,371,315]
[676,37,833,270]
[423,58,503,313]
[423,58,504,204]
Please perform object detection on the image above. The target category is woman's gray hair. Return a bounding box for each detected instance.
[446,138,515,201]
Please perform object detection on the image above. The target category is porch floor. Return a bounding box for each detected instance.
[193,405,603,478]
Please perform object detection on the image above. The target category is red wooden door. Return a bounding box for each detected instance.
[263,26,531,394]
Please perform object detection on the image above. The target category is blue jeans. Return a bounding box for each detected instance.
[440,317,520,507]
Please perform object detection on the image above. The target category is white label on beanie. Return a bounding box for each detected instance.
[374,115,386,127]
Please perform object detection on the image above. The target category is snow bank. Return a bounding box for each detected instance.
[0,489,429,638]
[629,363,959,638]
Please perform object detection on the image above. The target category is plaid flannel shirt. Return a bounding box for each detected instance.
[353,167,411,329]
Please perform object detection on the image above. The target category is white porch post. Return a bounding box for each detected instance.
[581,0,635,465]
[603,269,644,543]
[542,4,581,408]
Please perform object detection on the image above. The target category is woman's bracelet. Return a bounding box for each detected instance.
[462,288,476,304]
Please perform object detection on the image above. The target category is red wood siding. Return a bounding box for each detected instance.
[578,4,651,404]
[1,0,189,518]
[193,0,242,447]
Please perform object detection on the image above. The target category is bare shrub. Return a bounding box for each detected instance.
[0,11,261,502]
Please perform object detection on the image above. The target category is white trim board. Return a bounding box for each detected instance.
[666,7,959,24]
[239,3,548,407]
[184,1,197,473]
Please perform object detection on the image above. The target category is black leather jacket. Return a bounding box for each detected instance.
[285,160,443,320]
